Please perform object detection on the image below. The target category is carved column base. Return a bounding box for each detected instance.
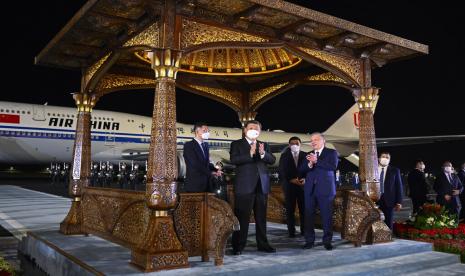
[59,199,83,235]
[131,213,188,272]
[366,220,392,244]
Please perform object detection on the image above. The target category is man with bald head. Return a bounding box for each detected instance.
[299,132,339,250]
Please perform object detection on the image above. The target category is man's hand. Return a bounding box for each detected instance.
[290,178,300,185]
[298,178,305,186]
[259,143,265,155]
[394,204,402,211]
[445,194,451,201]
[307,153,317,164]
[213,170,223,177]
[250,142,257,157]
[452,189,460,196]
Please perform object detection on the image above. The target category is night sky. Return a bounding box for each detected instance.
[2,1,464,173]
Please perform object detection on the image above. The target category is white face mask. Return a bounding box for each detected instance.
[420,164,425,170]
[246,129,259,140]
[379,157,390,167]
[444,166,452,173]
[290,145,300,153]
[201,132,210,140]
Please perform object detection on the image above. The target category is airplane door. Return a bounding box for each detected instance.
[105,132,115,147]
[32,105,46,121]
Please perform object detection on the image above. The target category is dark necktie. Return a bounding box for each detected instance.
[380,167,385,194]
[201,142,208,160]
[293,152,298,167]
[316,151,320,158]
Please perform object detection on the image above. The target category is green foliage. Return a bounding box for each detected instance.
[412,203,458,230]
[0,256,15,276]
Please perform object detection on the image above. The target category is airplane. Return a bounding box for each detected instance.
[1,101,464,177]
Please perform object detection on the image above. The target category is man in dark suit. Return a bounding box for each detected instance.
[183,122,220,192]
[434,161,463,217]
[408,160,428,214]
[299,132,338,250]
[230,120,276,254]
[377,152,403,230]
[278,136,306,237]
[458,162,465,220]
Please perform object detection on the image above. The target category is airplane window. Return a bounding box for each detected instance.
[17,110,20,114]
[47,113,50,116]
[5,110,9,112]
[53,113,56,116]
[72,115,74,118]
[111,118,114,121]
[98,117,101,120]
[27,111,31,114]
[0,109,3,112]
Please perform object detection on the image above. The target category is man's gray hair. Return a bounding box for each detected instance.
[310,132,325,141]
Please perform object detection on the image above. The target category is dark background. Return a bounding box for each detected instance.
[2,1,464,173]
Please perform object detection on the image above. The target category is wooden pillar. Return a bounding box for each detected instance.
[353,87,380,202]
[60,92,96,234]
[130,0,188,271]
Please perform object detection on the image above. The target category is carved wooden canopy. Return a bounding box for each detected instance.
[35,0,428,113]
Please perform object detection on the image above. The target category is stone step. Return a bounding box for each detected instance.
[208,239,433,276]
[286,251,461,276]
[405,263,465,275]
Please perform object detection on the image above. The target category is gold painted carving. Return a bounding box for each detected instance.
[87,53,111,82]
[298,47,362,85]
[181,19,267,49]
[249,82,289,107]
[123,22,160,48]
[307,72,348,84]
[96,74,156,94]
[189,85,242,108]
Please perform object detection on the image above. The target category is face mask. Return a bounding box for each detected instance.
[201,132,210,140]
[420,164,425,170]
[290,145,300,153]
[246,129,259,140]
[379,157,390,166]
[444,166,452,173]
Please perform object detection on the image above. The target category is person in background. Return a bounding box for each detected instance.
[183,122,220,192]
[377,152,403,230]
[458,162,465,221]
[278,136,306,237]
[408,160,428,214]
[434,161,463,218]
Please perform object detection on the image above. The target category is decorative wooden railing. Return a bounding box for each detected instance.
[78,188,238,269]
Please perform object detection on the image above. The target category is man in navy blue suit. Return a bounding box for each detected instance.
[299,132,339,250]
[377,152,403,230]
[183,122,220,192]
[434,161,463,218]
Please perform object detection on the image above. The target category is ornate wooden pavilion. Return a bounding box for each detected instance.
[35,0,428,272]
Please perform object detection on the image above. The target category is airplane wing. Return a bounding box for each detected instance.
[323,134,465,149]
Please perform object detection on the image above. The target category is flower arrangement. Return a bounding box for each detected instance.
[411,203,458,230]
[0,256,15,276]
[393,203,465,263]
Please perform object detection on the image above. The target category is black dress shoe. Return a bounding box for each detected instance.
[232,249,242,255]
[324,243,333,250]
[257,246,276,253]
[302,242,314,249]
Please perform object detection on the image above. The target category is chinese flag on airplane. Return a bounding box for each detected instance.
[0,114,20,124]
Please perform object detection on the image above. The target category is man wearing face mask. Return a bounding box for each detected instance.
[377,152,403,230]
[408,160,428,215]
[458,162,465,221]
[230,120,276,255]
[434,161,463,217]
[183,122,221,193]
[278,136,306,237]
[299,132,339,251]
